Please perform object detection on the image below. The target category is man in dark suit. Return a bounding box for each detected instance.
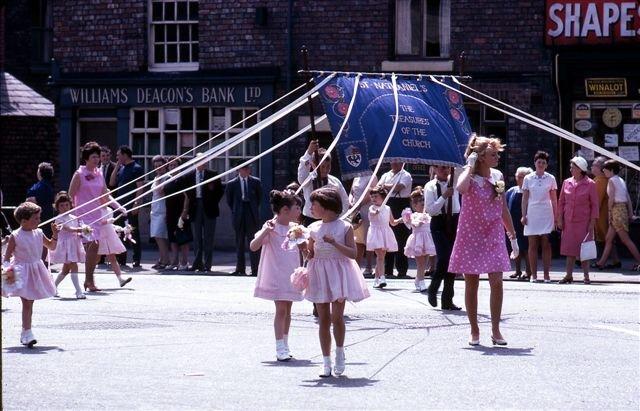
[183,154,224,272]
[225,165,262,276]
[100,146,117,190]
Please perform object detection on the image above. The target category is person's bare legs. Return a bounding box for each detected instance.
[21,298,34,331]
[274,301,289,340]
[541,235,551,280]
[84,241,99,288]
[597,227,617,267]
[155,238,170,265]
[179,244,189,266]
[316,303,332,356]
[488,272,504,340]
[374,249,386,281]
[464,275,480,340]
[170,242,179,266]
[365,251,374,272]
[616,229,640,264]
[528,235,539,280]
[415,255,427,282]
[564,257,575,280]
[331,300,346,347]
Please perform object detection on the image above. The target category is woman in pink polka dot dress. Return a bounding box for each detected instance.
[449,135,517,347]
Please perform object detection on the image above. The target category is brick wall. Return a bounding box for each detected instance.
[53,1,146,73]
[0,117,59,207]
[452,1,553,74]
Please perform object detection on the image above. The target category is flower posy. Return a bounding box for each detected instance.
[1,262,24,294]
[494,181,505,199]
[115,224,136,244]
[79,221,94,241]
[282,223,310,251]
[290,266,309,292]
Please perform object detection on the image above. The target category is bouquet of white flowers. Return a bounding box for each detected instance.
[1,261,24,295]
[281,223,310,251]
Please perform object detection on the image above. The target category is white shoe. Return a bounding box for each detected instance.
[414,280,421,291]
[20,329,37,347]
[319,364,332,378]
[54,289,59,298]
[379,275,387,288]
[76,290,86,299]
[177,264,189,271]
[416,280,428,292]
[276,347,291,362]
[373,278,381,288]
[334,351,345,376]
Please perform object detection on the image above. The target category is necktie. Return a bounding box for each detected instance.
[242,178,247,201]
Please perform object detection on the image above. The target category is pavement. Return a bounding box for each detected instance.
[98,248,640,284]
[2,249,640,409]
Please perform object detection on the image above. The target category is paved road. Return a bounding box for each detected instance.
[2,269,639,410]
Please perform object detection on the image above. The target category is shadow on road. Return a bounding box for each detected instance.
[3,345,65,354]
[462,345,534,356]
[300,376,379,388]
[261,359,315,368]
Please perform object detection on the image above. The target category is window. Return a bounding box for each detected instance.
[149,0,199,71]
[395,0,450,58]
[30,0,52,70]
[130,107,260,180]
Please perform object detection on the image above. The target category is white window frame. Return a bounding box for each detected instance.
[148,0,199,72]
[395,0,451,59]
[130,107,261,181]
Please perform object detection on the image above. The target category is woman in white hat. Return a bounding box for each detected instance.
[556,156,599,284]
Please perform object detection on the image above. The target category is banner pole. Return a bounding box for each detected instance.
[300,46,322,189]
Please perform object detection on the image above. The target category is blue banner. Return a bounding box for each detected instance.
[317,75,472,179]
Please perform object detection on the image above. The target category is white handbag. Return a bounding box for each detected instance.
[580,240,597,261]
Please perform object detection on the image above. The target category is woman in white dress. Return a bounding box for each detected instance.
[521,151,557,282]
[150,155,170,269]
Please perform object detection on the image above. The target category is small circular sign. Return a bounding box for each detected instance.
[574,120,592,132]
[602,108,622,128]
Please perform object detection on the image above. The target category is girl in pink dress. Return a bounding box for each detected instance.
[366,186,401,289]
[303,187,370,378]
[98,208,132,288]
[251,190,304,361]
[2,202,58,347]
[403,187,436,292]
[50,192,87,299]
[449,135,517,347]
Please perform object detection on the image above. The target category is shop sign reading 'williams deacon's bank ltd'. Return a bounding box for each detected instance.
[545,0,640,46]
[60,85,268,107]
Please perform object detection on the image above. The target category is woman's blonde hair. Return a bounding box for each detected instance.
[464,133,505,172]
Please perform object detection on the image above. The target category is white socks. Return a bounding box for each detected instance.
[283,334,289,350]
[70,273,83,294]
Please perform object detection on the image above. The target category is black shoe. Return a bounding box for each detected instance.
[229,271,245,276]
[312,304,318,317]
[250,272,258,277]
[604,262,622,269]
[396,272,408,279]
[442,303,461,311]
[132,261,141,268]
[188,265,202,272]
[427,287,438,307]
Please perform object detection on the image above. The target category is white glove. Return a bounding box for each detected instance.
[467,152,478,168]
[510,238,519,259]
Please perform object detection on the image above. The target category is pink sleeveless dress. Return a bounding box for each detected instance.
[50,214,86,264]
[253,221,304,301]
[73,165,106,242]
[449,170,511,275]
[305,219,370,303]
[404,212,436,258]
[366,205,398,252]
[2,228,56,300]
[97,210,127,255]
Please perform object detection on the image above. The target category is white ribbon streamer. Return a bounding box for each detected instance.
[341,74,400,220]
[430,76,640,173]
[77,75,336,227]
[40,81,313,229]
[113,116,328,220]
[295,74,361,196]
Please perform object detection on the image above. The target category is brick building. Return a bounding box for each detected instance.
[3,0,639,245]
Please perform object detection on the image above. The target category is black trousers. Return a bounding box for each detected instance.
[428,214,459,305]
[116,212,141,265]
[235,203,259,274]
[384,197,411,276]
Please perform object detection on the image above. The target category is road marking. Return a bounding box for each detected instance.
[592,324,640,337]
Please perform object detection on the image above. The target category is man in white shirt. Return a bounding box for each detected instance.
[424,165,461,310]
[297,140,349,225]
[379,161,412,278]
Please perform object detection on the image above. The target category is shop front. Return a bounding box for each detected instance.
[546,0,640,249]
[52,69,278,247]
